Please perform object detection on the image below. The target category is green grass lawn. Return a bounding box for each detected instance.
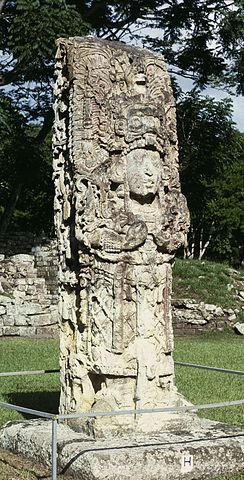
[174,331,244,428]
[0,333,243,479]
[0,338,60,426]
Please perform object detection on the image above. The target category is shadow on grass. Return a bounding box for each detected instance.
[4,391,60,418]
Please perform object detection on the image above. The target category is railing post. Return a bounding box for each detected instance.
[51,417,58,480]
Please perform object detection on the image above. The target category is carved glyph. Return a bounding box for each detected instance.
[53,37,190,436]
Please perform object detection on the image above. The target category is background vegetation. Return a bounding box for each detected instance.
[0,0,243,263]
[173,258,244,311]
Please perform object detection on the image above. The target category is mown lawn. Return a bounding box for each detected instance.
[174,331,244,428]
[0,333,243,479]
[0,338,60,426]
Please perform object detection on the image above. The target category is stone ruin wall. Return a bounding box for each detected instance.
[0,234,238,338]
[0,232,42,257]
[0,234,59,338]
[172,298,239,335]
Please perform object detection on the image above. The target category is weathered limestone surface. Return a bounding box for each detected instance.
[53,36,190,435]
[0,419,243,479]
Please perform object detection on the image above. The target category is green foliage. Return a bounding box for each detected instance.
[207,154,244,261]
[1,0,89,118]
[0,96,54,234]
[218,1,244,94]
[135,0,243,92]
[177,91,244,260]
[0,0,90,232]
[1,1,243,93]
[8,0,88,82]
[0,96,31,211]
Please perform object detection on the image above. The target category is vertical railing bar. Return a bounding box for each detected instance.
[52,417,58,480]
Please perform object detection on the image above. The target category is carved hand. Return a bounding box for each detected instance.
[123,221,148,250]
[154,230,171,250]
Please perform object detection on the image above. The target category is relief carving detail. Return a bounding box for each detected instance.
[53,37,190,436]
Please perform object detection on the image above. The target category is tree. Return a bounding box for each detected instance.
[1,1,243,99]
[0,95,54,234]
[207,152,244,262]
[53,0,243,93]
[0,0,243,234]
[0,0,89,232]
[1,0,89,118]
[176,90,244,260]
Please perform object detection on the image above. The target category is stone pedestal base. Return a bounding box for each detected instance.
[0,418,243,479]
[67,396,193,438]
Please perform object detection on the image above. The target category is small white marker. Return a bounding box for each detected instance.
[181,453,194,473]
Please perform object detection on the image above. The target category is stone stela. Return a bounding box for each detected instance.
[53,37,190,437]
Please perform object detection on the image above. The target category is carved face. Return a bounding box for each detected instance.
[126,149,160,197]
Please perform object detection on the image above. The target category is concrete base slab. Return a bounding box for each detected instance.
[0,418,243,479]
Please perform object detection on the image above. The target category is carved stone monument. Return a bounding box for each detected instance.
[0,37,243,480]
[53,37,190,436]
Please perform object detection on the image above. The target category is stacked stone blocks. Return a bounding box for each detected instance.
[0,237,59,338]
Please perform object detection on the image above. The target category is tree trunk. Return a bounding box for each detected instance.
[198,222,214,260]
[184,226,195,259]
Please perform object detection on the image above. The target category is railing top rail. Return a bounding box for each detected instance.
[0,399,243,421]
[175,362,244,375]
[58,399,244,420]
[0,369,59,377]
[0,401,54,419]
[1,362,244,379]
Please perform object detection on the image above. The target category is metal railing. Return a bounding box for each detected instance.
[175,361,244,375]
[0,368,59,377]
[0,362,243,480]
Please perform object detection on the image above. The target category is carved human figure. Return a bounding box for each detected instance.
[53,37,189,435]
